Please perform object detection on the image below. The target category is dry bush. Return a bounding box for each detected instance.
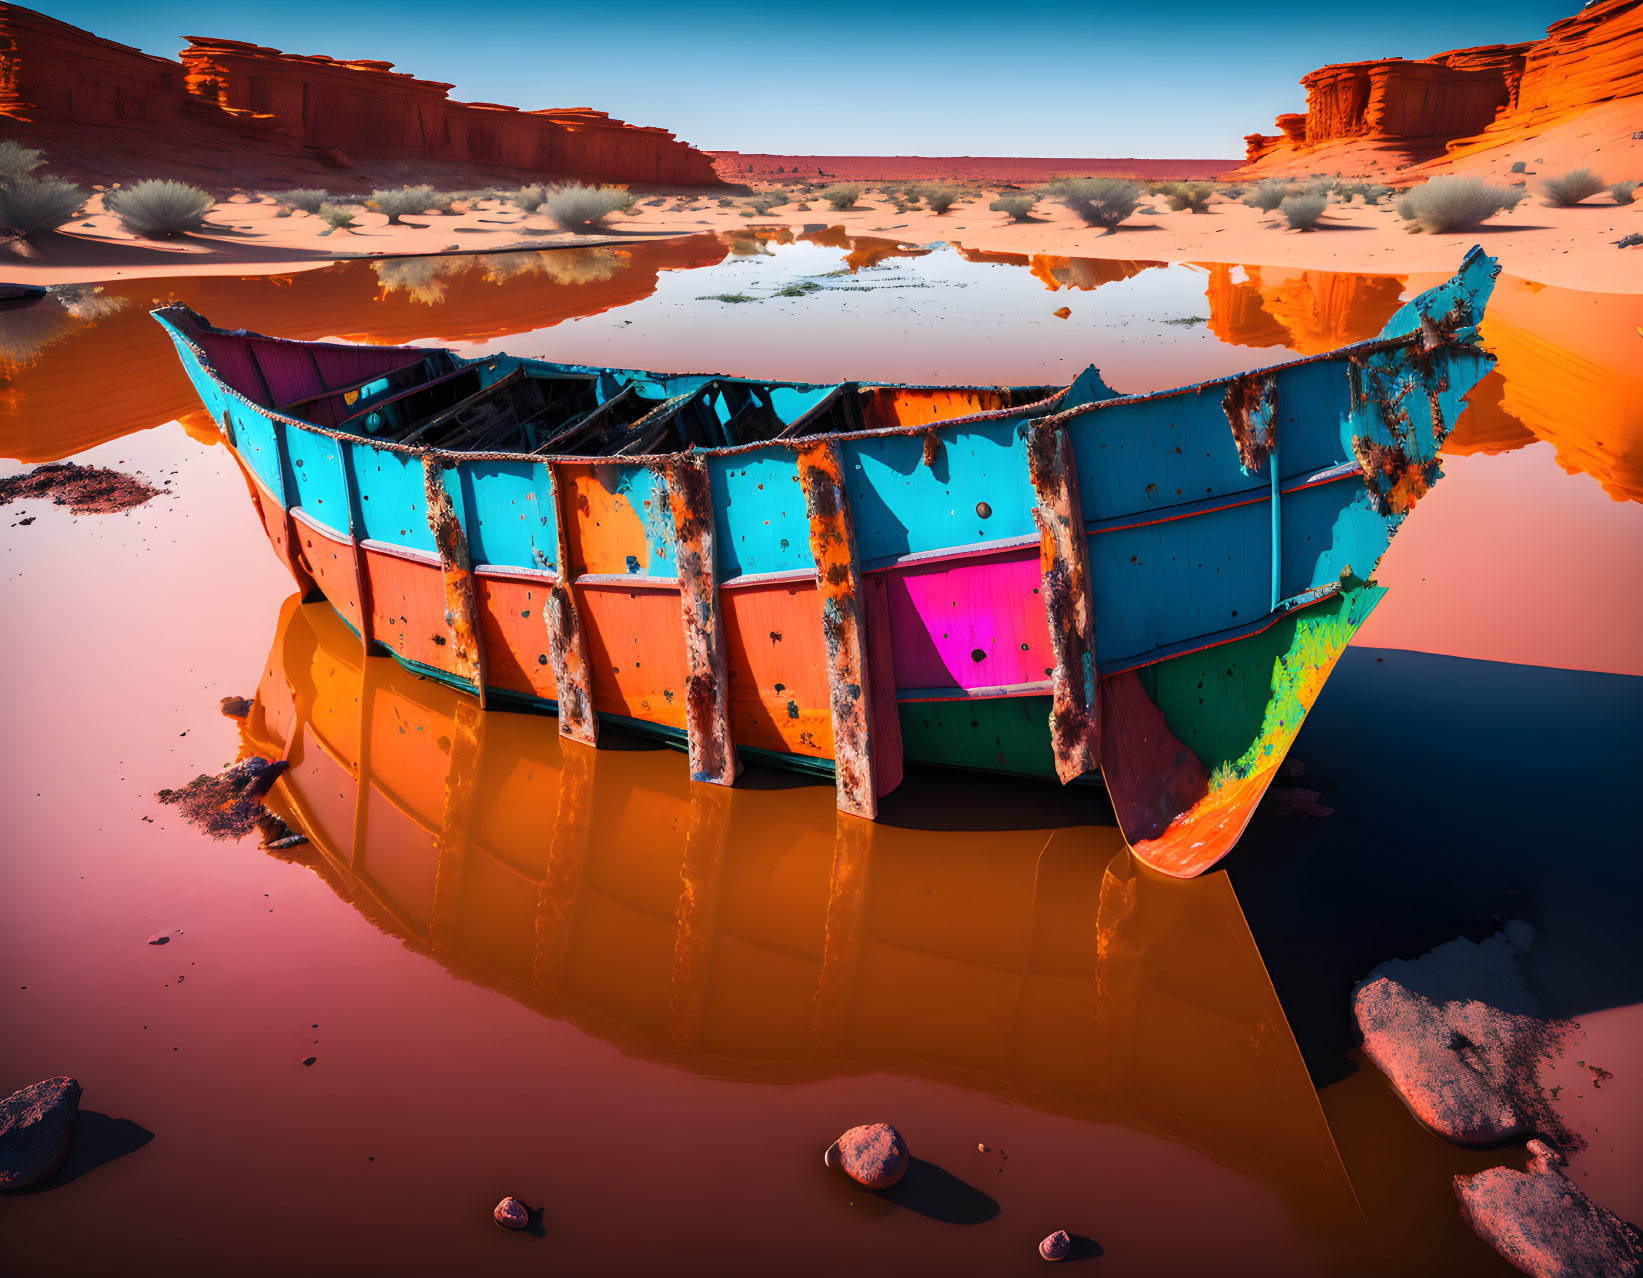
[1243,178,1293,212]
[989,192,1039,221]
[369,185,438,224]
[0,139,46,186]
[820,183,863,210]
[1161,181,1215,213]
[317,203,358,234]
[541,183,636,231]
[1394,177,1516,233]
[1048,178,1140,231]
[512,184,548,212]
[1539,167,1606,207]
[0,176,86,235]
[275,188,329,214]
[1611,180,1639,206]
[1277,193,1328,230]
[920,184,966,214]
[105,179,214,237]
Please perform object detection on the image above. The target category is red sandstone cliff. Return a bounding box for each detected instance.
[0,5,721,189]
[1234,0,1643,178]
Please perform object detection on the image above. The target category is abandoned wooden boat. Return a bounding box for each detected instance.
[154,246,1498,877]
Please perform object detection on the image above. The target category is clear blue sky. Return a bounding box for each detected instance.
[45,1,1573,156]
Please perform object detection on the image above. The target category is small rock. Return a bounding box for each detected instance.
[1526,1139,1565,1167]
[494,1196,529,1230]
[1455,1158,1642,1277]
[301,1056,317,1067]
[1040,1230,1072,1262]
[0,1076,82,1189]
[978,1143,990,1153]
[219,696,253,719]
[825,1122,908,1190]
[147,934,170,946]
[1052,306,1071,319]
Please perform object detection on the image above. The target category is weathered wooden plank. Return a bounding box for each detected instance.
[666,453,739,785]
[421,455,489,708]
[543,462,599,745]
[1025,418,1101,784]
[798,439,895,819]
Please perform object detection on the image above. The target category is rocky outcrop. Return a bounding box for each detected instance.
[1455,1146,1643,1278]
[0,4,720,189]
[1237,0,1642,173]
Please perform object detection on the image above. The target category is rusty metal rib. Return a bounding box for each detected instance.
[421,456,489,709]
[1025,418,1101,785]
[798,439,896,819]
[666,453,740,786]
[542,462,599,746]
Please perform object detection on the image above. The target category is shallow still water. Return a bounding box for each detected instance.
[1,233,1640,1275]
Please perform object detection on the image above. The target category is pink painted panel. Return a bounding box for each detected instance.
[881,547,1054,692]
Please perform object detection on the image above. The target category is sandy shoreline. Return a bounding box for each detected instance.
[5,183,1641,292]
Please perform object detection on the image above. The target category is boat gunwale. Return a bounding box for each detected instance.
[150,303,1449,470]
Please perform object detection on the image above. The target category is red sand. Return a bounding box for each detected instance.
[710,153,1239,184]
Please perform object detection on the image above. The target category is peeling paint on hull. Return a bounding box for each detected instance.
[157,248,1500,875]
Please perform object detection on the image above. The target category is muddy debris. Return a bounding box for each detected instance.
[156,757,289,841]
[0,462,159,514]
[0,1076,81,1189]
[218,696,253,719]
[1454,1145,1643,1278]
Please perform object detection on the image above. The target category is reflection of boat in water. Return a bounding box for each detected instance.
[244,593,1365,1245]
[159,251,1498,875]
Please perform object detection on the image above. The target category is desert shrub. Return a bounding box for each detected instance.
[1500,184,1530,210]
[105,179,213,237]
[1162,181,1214,213]
[1278,193,1327,230]
[1611,180,1639,205]
[1218,185,1244,201]
[1243,178,1293,212]
[0,140,46,186]
[1048,177,1140,231]
[276,188,330,214]
[1539,167,1606,206]
[0,176,85,235]
[989,192,1039,221]
[820,183,863,210]
[746,191,790,214]
[369,185,437,224]
[1509,161,1528,174]
[512,184,548,212]
[1359,183,1393,205]
[317,203,358,234]
[794,201,812,210]
[1395,177,1515,233]
[920,184,966,214]
[541,183,635,231]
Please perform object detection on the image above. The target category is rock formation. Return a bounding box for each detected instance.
[0,4,720,189]
[1235,0,1643,176]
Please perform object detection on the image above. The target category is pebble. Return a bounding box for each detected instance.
[1039,1230,1072,1262]
[147,934,170,945]
[825,1122,908,1190]
[494,1196,529,1230]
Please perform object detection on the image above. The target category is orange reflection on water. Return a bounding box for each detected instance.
[0,235,730,462]
[245,594,1365,1240]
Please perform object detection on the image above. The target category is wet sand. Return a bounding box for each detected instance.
[2,234,1639,1274]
